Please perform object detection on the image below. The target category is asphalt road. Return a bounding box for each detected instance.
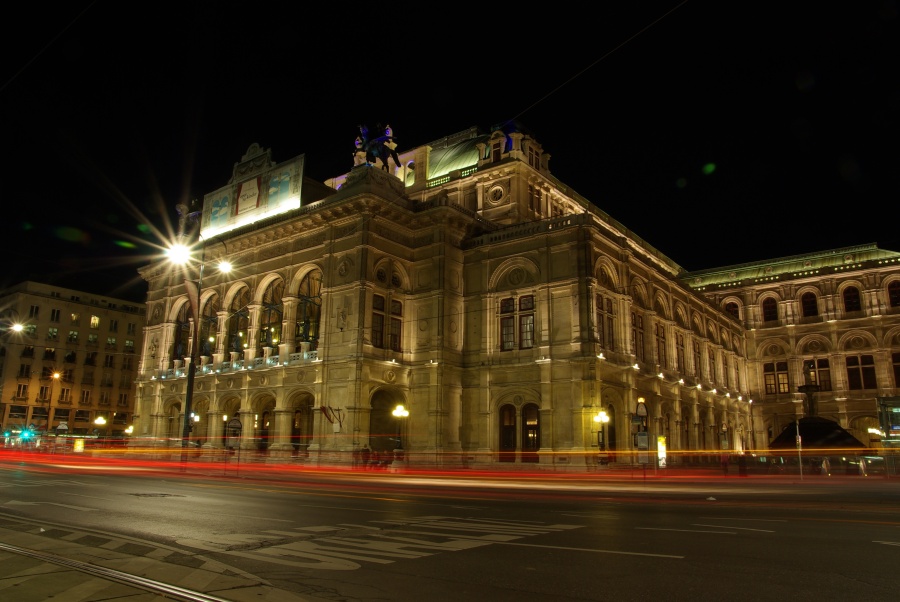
[0,454,897,601]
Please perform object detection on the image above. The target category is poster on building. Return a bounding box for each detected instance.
[236,177,260,214]
[200,154,304,240]
[657,435,667,468]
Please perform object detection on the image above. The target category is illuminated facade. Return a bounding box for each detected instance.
[0,281,145,443]
[133,125,900,470]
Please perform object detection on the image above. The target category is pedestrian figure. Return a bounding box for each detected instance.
[372,449,382,469]
[361,446,371,470]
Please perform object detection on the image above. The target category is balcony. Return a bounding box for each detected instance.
[146,349,319,381]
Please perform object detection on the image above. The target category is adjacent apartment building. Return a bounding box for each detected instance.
[0,282,146,443]
[131,123,900,470]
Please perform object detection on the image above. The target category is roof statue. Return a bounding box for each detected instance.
[356,123,401,172]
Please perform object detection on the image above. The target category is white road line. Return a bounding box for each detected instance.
[692,523,775,532]
[637,527,735,534]
[497,541,684,558]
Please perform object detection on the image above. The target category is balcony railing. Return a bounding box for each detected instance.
[147,350,319,381]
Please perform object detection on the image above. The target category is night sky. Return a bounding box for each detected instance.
[2,2,898,303]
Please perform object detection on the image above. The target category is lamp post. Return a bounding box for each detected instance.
[792,397,805,481]
[748,399,755,453]
[168,225,231,468]
[392,404,409,451]
[594,409,610,465]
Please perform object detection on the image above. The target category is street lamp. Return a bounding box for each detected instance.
[792,397,804,481]
[392,404,409,451]
[594,409,610,465]
[168,231,231,467]
[93,415,109,445]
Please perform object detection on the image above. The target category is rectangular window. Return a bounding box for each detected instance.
[804,358,832,392]
[62,368,74,382]
[118,393,128,406]
[500,315,515,351]
[53,408,70,421]
[90,315,100,329]
[23,324,37,337]
[631,313,645,362]
[71,312,80,326]
[43,347,56,360]
[39,385,52,401]
[675,333,685,372]
[708,348,717,384]
[894,352,900,388]
[18,364,30,378]
[655,323,667,369]
[104,355,115,368]
[68,330,79,343]
[47,327,59,340]
[124,339,135,353]
[16,383,28,399]
[85,352,98,366]
[109,319,118,332]
[29,305,39,318]
[371,294,386,349]
[106,336,117,348]
[692,340,702,377]
[60,388,72,402]
[101,373,114,387]
[122,356,134,371]
[81,390,92,404]
[8,406,27,420]
[500,295,534,351]
[389,300,402,352]
[87,334,99,346]
[127,323,136,336]
[595,294,615,351]
[764,361,790,395]
[846,354,877,390]
[50,308,61,322]
[99,391,110,405]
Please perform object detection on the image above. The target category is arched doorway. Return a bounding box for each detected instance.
[370,390,403,454]
[499,404,515,462]
[521,403,540,463]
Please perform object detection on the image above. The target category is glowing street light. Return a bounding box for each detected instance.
[392,404,409,451]
[594,409,610,464]
[168,223,231,467]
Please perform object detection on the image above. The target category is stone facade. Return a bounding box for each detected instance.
[132,124,900,471]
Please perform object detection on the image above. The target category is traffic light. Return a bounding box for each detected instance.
[2,430,10,438]
[20,429,31,440]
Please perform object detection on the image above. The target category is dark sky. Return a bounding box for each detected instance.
[2,2,898,303]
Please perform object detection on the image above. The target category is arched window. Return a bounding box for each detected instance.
[199,293,219,357]
[172,304,190,362]
[725,302,739,319]
[801,292,818,317]
[296,270,322,350]
[259,280,284,352]
[843,286,862,312]
[227,288,251,354]
[888,281,900,308]
[762,298,778,322]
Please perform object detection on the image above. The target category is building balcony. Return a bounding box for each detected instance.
[144,349,319,382]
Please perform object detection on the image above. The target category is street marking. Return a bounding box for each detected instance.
[636,527,735,534]
[692,524,775,532]
[5,500,96,511]
[497,541,684,558]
